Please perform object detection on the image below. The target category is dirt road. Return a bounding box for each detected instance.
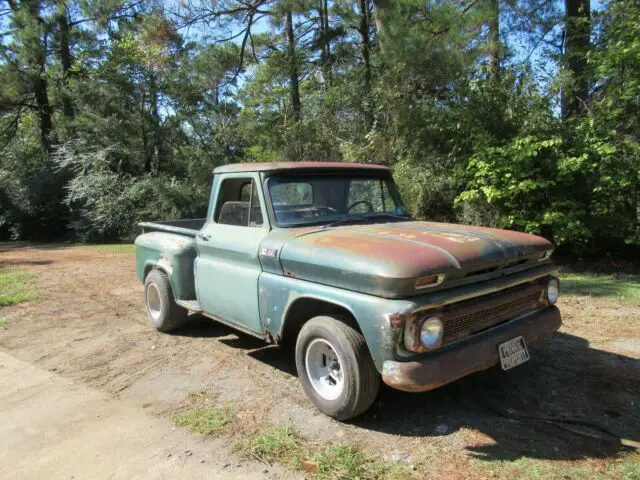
[0,244,638,478]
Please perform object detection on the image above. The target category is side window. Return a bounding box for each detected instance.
[215,178,264,227]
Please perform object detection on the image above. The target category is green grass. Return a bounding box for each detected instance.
[0,319,5,328]
[243,427,304,467]
[236,427,415,479]
[309,444,401,480]
[471,454,640,480]
[85,244,135,254]
[561,272,640,301]
[172,407,231,435]
[0,266,37,307]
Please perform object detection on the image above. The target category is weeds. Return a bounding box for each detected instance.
[236,426,415,479]
[172,407,231,436]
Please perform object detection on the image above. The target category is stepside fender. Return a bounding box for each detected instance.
[135,232,198,301]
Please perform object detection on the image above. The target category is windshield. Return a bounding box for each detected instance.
[267,174,409,227]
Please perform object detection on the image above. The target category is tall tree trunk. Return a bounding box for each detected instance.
[149,73,165,173]
[34,75,53,154]
[487,0,500,79]
[57,2,75,119]
[317,0,332,89]
[31,2,53,154]
[358,0,374,128]
[562,0,591,118]
[9,0,53,153]
[358,0,372,89]
[285,10,301,123]
[371,0,388,49]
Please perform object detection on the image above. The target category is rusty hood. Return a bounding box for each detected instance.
[277,221,554,298]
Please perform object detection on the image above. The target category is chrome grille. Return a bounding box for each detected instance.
[443,292,542,343]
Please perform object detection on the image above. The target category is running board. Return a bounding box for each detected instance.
[176,299,202,312]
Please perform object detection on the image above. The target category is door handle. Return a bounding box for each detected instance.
[198,233,211,241]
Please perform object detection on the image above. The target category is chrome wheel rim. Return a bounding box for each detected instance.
[146,283,162,321]
[304,338,344,401]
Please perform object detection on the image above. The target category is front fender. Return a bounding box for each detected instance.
[258,272,416,371]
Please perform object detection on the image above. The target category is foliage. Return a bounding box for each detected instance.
[0,0,638,254]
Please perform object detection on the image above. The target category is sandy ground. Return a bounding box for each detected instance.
[0,243,639,479]
[0,351,296,480]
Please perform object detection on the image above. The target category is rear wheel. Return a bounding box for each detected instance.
[144,269,187,332]
[295,315,380,420]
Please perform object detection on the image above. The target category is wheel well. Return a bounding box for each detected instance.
[279,298,360,348]
[143,264,156,281]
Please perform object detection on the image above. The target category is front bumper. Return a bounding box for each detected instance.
[381,306,561,392]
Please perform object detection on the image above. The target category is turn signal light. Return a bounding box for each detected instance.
[415,275,444,289]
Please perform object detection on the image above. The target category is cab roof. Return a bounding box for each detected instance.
[213,162,390,174]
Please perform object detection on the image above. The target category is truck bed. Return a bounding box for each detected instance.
[138,219,206,237]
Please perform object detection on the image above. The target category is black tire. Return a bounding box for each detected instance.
[295,315,380,420]
[144,269,188,332]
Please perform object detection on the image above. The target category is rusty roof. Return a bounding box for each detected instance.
[213,162,390,174]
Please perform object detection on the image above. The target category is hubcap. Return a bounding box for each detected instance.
[146,283,162,321]
[304,338,344,401]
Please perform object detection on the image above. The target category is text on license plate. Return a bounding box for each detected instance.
[499,336,530,371]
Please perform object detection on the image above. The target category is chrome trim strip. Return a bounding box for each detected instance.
[410,264,557,312]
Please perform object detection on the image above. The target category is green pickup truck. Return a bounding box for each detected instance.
[135,162,561,420]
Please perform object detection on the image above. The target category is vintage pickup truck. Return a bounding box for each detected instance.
[135,162,561,420]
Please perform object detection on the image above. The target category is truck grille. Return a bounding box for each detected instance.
[443,290,542,344]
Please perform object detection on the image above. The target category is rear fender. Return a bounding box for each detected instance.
[135,232,198,301]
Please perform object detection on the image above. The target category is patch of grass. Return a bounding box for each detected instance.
[237,427,415,479]
[244,427,304,467]
[0,319,5,328]
[85,244,136,254]
[561,272,640,301]
[310,444,402,480]
[471,454,640,480]
[172,407,231,436]
[0,266,37,307]
[605,455,640,480]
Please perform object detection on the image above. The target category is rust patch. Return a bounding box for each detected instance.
[386,312,405,330]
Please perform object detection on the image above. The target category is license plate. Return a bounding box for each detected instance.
[499,336,530,371]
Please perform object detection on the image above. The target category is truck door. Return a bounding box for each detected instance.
[195,173,268,334]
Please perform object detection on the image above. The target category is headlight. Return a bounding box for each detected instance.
[546,277,559,304]
[420,317,443,350]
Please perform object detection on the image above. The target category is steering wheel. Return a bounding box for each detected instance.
[346,200,374,213]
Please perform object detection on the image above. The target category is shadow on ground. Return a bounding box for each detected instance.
[172,317,639,463]
[561,275,640,300]
[354,332,640,463]
[0,259,53,267]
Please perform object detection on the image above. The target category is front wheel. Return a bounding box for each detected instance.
[295,315,380,420]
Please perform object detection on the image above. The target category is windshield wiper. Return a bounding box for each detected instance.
[323,213,410,229]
